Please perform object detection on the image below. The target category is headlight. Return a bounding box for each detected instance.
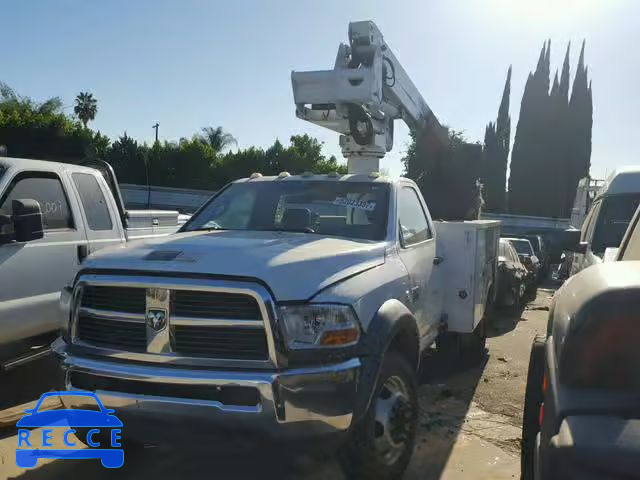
[278,304,361,349]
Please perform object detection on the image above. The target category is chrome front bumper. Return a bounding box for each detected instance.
[52,339,360,443]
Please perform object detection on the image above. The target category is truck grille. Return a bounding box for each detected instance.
[77,315,147,352]
[172,325,268,360]
[172,291,261,320]
[75,283,270,362]
[81,286,146,313]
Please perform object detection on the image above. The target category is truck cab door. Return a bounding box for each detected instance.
[396,185,443,344]
[69,170,125,256]
[0,170,88,344]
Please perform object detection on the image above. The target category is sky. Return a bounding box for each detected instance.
[0,0,635,179]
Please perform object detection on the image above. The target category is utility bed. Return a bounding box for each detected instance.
[436,220,500,333]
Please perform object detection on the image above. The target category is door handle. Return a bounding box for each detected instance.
[433,256,443,266]
[77,244,89,263]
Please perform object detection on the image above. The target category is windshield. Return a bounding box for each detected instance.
[509,239,533,255]
[591,194,640,254]
[185,180,390,241]
[523,236,541,254]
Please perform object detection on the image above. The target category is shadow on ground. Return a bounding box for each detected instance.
[405,348,489,480]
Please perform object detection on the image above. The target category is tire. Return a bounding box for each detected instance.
[460,318,487,365]
[339,351,418,480]
[436,319,487,366]
[521,334,546,480]
[508,283,522,312]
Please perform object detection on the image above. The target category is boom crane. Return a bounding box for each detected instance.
[291,20,448,174]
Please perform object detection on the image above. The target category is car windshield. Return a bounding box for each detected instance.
[523,236,541,254]
[591,193,640,254]
[509,239,533,255]
[184,180,390,241]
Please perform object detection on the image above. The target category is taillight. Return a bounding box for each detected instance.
[539,373,548,427]
[562,315,640,391]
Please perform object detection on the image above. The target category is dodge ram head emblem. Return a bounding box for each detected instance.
[146,309,167,331]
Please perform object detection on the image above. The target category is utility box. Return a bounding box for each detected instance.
[435,220,500,334]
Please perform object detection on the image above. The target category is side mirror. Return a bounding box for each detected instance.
[522,256,533,267]
[12,199,44,242]
[0,214,13,244]
[571,241,588,255]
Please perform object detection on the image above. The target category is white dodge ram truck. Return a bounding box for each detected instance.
[53,172,498,479]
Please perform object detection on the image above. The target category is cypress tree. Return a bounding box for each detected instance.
[482,66,511,212]
[566,41,593,216]
[508,41,551,215]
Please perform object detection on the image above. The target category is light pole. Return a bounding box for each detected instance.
[152,123,159,143]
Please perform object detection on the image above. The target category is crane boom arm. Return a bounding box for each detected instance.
[291,20,448,173]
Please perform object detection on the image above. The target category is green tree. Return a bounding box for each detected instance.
[404,128,484,220]
[197,126,237,152]
[74,91,98,128]
[0,83,106,162]
[1,82,63,115]
[481,66,511,212]
[508,41,592,218]
[567,41,593,216]
[508,41,553,216]
[106,134,148,184]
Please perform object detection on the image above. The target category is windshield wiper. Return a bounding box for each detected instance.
[188,226,227,232]
[262,227,316,234]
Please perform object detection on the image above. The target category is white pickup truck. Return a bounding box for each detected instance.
[54,171,498,479]
[0,157,183,369]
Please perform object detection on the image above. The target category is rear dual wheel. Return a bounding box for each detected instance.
[436,318,487,366]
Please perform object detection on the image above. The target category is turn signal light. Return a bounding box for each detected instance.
[320,328,359,346]
[539,402,545,427]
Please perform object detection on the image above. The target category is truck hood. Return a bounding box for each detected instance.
[84,230,387,301]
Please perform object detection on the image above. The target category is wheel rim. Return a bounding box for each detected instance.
[372,375,414,466]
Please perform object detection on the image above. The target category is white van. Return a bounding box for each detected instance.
[570,166,640,275]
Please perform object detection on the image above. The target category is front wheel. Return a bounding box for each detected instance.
[339,351,418,480]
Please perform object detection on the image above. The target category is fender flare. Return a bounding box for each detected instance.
[354,299,420,420]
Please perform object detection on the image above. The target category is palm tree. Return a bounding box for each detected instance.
[74,91,98,128]
[198,126,237,152]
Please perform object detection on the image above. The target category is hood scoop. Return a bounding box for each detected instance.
[144,250,183,261]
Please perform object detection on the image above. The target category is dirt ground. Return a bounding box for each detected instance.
[0,287,554,480]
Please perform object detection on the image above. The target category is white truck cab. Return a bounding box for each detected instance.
[54,171,498,479]
[570,166,640,275]
[0,157,182,368]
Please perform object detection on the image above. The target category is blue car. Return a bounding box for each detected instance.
[16,391,124,468]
